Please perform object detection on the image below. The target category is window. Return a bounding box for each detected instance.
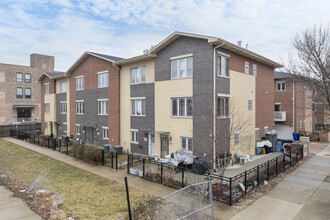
[217,96,229,118]
[234,132,240,145]
[264,126,269,134]
[44,122,48,129]
[253,64,257,76]
[255,128,259,140]
[276,81,286,91]
[25,73,31,83]
[76,125,81,135]
[16,72,23,82]
[300,120,302,129]
[63,123,67,132]
[60,102,67,114]
[98,71,108,88]
[60,81,67,93]
[131,130,138,144]
[131,99,146,116]
[171,56,193,79]
[76,76,84,91]
[98,99,108,115]
[216,55,229,77]
[274,103,281,111]
[45,83,50,94]
[25,88,31,98]
[16,87,23,98]
[248,99,252,111]
[76,101,84,114]
[245,62,249,74]
[171,97,193,117]
[103,127,109,140]
[45,103,50,113]
[181,136,193,152]
[304,120,306,128]
[312,103,315,112]
[131,66,145,84]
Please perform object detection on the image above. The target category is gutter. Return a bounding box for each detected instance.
[213,42,225,170]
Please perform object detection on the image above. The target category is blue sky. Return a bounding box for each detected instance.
[0,0,329,71]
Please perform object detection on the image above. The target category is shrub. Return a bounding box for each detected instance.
[84,145,103,164]
[73,143,84,160]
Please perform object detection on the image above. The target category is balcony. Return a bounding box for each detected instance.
[274,111,286,121]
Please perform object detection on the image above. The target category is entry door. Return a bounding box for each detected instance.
[85,127,91,144]
[50,122,53,135]
[161,135,169,157]
[148,133,155,155]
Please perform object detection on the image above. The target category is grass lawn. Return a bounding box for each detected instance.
[0,139,148,219]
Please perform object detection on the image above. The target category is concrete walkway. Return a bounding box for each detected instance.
[0,185,41,220]
[230,143,330,220]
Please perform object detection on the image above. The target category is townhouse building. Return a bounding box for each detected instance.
[117,32,281,168]
[0,54,54,124]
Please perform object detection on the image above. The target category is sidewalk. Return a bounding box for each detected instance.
[0,185,41,220]
[230,143,330,220]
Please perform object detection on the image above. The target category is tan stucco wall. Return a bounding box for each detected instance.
[44,94,56,135]
[305,89,313,133]
[229,70,256,157]
[55,78,70,135]
[120,59,155,152]
[154,78,193,156]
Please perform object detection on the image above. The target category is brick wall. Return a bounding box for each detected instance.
[274,78,293,127]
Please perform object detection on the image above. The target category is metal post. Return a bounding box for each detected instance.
[181,167,184,188]
[267,161,270,181]
[142,158,145,178]
[59,140,61,152]
[116,153,118,170]
[124,177,132,220]
[208,174,214,220]
[32,172,38,213]
[66,142,69,155]
[229,177,232,206]
[283,154,286,171]
[102,150,105,166]
[276,157,278,176]
[127,154,130,174]
[47,138,50,149]
[111,152,114,168]
[161,163,163,184]
[244,171,247,196]
[257,165,260,186]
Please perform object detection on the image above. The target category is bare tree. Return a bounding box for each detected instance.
[286,25,330,109]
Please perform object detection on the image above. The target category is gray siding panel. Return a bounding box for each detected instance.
[56,93,66,136]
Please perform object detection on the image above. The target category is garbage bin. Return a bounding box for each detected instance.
[103,144,111,152]
[114,145,123,155]
[293,133,299,141]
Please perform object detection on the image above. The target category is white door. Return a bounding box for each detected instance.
[149,133,155,155]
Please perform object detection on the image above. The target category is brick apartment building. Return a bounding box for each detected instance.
[0,54,55,125]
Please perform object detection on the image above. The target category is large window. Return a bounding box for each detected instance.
[16,87,23,98]
[25,73,31,83]
[217,96,229,118]
[103,127,109,140]
[171,97,193,117]
[25,88,31,98]
[216,55,229,77]
[98,99,108,115]
[45,83,50,94]
[16,72,23,82]
[171,56,193,79]
[131,66,145,84]
[60,101,67,114]
[45,103,50,113]
[98,71,108,88]
[181,136,193,152]
[76,76,84,91]
[131,99,146,116]
[60,81,67,93]
[276,81,286,91]
[76,101,84,114]
[76,124,81,135]
[131,130,138,144]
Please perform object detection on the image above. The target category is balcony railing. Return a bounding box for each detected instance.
[274,111,286,121]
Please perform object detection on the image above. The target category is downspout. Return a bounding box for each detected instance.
[213,41,225,170]
[292,79,295,132]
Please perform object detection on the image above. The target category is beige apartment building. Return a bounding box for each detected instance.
[0,54,55,125]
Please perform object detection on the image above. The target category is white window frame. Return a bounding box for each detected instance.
[217,94,230,118]
[131,129,139,144]
[171,96,193,118]
[25,73,31,83]
[45,103,50,114]
[98,71,109,88]
[102,126,109,140]
[300,120,302,129]
[181,136,193,152]
[216,54,229,78]
[76,100,84,115]
[255,128,259,140]
[76,124,81,135]
[131,66,146,84]
[234,132,240,145]
[60,81,67,93]
[76,76,84,91]
[97,99,108,115]
[253,64,257,76]
[245,61,249,74]
[25,88,31,99]
[248,99,253,111]
[44,83,50,95]
[264,126,269,134]
[275,102,281,111]
[170,54,193,79]
[16,72,23,82]
[60,101,67,114]
[63,122,67,132]
[276,81,286,91]
[131,97,146,116]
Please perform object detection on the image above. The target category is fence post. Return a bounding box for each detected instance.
[47,137,50,149]
[59,141,61,152]
[267,161,270,181]
[276,156,278,176]
[257,165,260,186]
[142,158,145,178]
[124,177,132,220]
[229,177,232,206]
[283,154,286,171]
[244,171,247,196]
[160,163,163,184]
[208,174,214,220]
[116,153,118,170]
[181,167,184,188]
[102,150,105,166]
[127,154,130,174]
[111,151,114,168]
[66,142,69,155]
